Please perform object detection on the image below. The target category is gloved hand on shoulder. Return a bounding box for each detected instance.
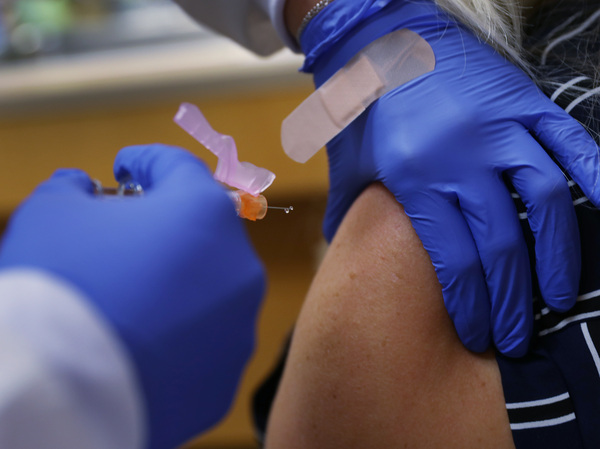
[0,144,266,449]
[298,0,600,357]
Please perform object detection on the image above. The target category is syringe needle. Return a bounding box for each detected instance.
[268,205,294,214]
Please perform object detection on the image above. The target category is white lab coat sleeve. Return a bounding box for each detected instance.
[0,269,145,449]
[173,0,300,55]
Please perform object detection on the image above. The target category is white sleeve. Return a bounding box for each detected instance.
[0,269,145,449]
[173,0,300,55]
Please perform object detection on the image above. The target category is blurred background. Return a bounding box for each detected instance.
[0,1,328,448]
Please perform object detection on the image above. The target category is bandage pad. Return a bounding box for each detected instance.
[282,28,436,163]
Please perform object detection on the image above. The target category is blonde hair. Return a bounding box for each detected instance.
[434,0,528,70]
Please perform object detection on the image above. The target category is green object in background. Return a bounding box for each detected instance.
[15,0,72,33]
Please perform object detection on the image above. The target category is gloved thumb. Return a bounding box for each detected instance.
[35,169,95,195]
[113,144,212,191]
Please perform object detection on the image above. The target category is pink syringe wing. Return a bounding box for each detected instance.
[174,102,275,195]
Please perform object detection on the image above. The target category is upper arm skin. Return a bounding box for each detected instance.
[264,184,515,448]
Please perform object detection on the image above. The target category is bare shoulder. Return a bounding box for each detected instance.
[265,183,514,449]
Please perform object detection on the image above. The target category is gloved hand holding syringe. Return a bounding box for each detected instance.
[96,102,291,221]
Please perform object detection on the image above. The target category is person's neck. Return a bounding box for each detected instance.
[284,0,324,38]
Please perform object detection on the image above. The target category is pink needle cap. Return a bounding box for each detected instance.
[174,102,275,195]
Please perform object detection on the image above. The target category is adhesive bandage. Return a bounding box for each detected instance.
[281,28,435,163]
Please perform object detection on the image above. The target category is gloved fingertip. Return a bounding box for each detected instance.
[546,295,577,313]
[539,270,579,314]
[114,144,211,190]
[461,334,491,354]
[44,168,94,194]
[51,168,88,178]
[494,323,531,358]
[496,338,529,358]
[453,313,492,353]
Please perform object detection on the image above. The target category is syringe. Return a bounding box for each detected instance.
[227,190,293,221]
[93,179,143,196]
[94,180,291,221]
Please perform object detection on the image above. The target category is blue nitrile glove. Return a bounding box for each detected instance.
[301,0,600,357]
[0,144,266,449]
